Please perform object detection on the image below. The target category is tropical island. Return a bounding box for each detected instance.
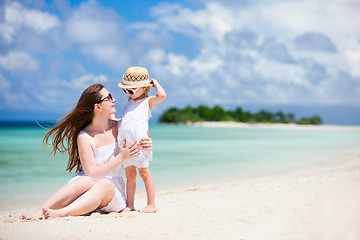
[159,105,322,125]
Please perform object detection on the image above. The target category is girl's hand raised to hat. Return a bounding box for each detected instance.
[150,79,158,87]
[119,140,141,161]
[148,79,166,106]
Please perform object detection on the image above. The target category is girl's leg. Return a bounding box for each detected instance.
[138,167,158,213]
[124,166,137,212]
[43,178,115,218]
[22,176,94,219]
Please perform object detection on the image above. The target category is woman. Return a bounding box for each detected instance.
[23,84,153,219]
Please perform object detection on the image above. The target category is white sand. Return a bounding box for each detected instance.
[1,152,359,240]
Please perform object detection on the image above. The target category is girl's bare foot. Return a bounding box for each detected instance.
[120,207,134,213]
[140,205,158,213]
[22,208,44,220]
[42,207,63,219]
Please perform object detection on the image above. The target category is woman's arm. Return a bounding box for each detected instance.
[77,134,140,179]
[140,137,152,150]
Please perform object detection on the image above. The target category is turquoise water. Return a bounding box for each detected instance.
[0,123,359,211]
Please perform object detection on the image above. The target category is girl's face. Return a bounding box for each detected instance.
[126,87,147,100]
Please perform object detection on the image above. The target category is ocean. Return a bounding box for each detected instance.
[0,122,359,211]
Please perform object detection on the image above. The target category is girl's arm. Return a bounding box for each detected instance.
[148,79,166,110]
[77,133,140,179]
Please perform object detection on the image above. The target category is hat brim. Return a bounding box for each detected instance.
[117,82,152,89]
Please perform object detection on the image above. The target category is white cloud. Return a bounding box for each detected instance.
[0,73,27,108]
[0,73,11,96]
[64,1,129,70]
[255,0,360,77]
[190,56,223,75]
[254,59,308,86]
[343,39,360,77]
[166,53,190,77]
[146,48,167,64]
[1,0,360,115]
[66,74,108,89]
[65,4,119,44]
[0,51,39,71]
[83,44,130,71]
[142,0,360,105]
[0,1,60,43]
[153,2,234,40]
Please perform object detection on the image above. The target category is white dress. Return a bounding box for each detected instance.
[118,97,152,168]
[68,122,127,212]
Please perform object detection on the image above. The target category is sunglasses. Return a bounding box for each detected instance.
[122,88,139,96]
[97,93,113,103]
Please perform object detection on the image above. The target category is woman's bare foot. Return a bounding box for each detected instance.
[22,208,44,220]
[42,207,63,219]
[140,205,158,213]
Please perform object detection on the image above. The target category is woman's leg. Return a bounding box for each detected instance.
[43,176,95,209]
[43,178,115,218]
[22,176,94,219]
[138,167,157,213]
[124,166,137,212]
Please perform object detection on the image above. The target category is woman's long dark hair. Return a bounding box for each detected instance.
[43,84,105,173]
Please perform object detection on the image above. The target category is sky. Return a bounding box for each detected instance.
[0,0,360,124]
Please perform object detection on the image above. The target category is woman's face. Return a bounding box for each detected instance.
[97,88,116,115]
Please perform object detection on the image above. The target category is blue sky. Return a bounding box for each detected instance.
[0,0,360,124]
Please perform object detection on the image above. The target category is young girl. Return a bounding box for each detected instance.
[117,66,166,213]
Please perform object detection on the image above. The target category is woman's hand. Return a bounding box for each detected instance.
[140,137,153,150]
[119,140,141,161]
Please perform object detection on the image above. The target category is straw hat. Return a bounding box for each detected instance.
[118,66,152,89]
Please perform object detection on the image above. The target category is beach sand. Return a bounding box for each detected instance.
[1,152,359,240]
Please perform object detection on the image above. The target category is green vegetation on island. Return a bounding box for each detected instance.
[159,105,322,125]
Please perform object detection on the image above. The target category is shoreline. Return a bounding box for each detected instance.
[181,121,360,130]
[1,153,359,239]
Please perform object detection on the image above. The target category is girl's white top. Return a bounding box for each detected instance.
[68,121,127,212]
[118,97,152,168]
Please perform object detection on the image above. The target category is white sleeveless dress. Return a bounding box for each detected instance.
[118,97,153,168]
[68,122,127,212]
